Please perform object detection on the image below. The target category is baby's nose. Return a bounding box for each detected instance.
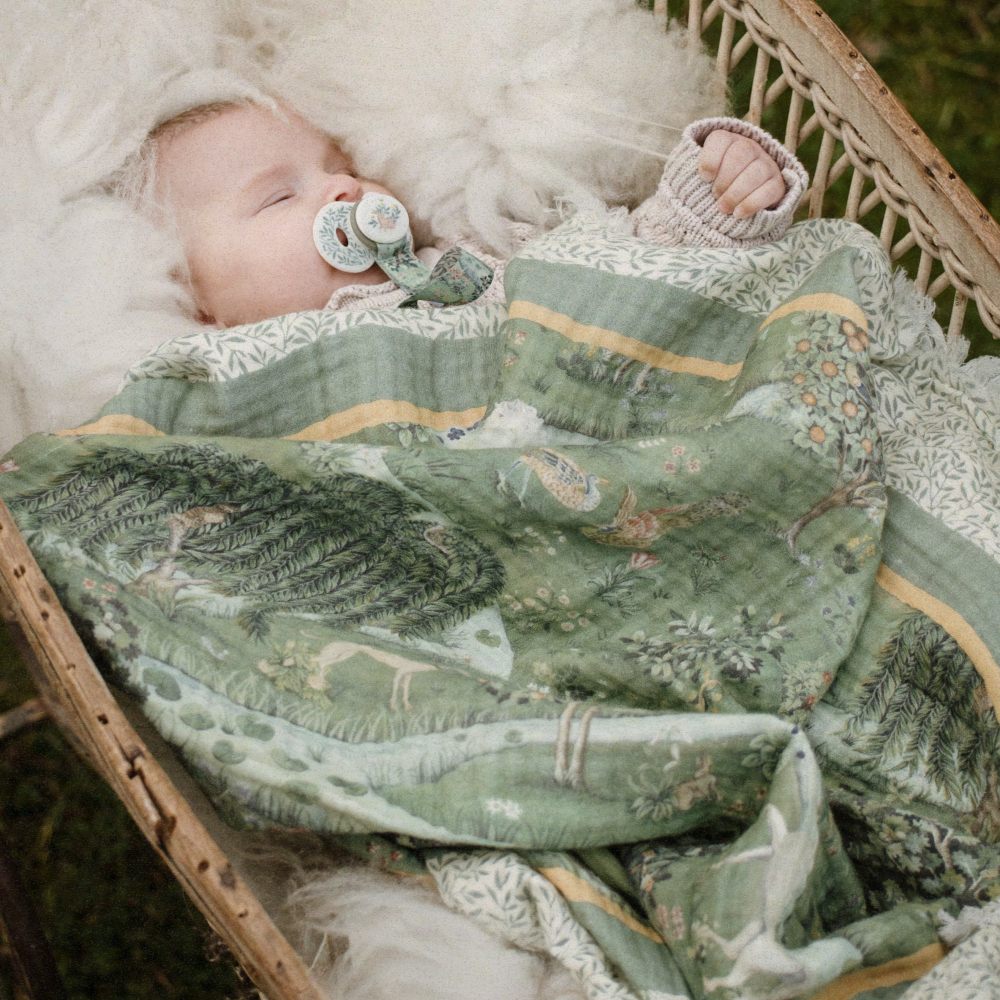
[323,173,363,204]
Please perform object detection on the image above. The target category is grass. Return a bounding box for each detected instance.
[2,3,999,995]
[823,0,1000,222]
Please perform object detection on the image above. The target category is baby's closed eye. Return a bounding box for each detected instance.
[258,190,295,212]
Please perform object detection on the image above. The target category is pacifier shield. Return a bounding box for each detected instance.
[312,201,377,273]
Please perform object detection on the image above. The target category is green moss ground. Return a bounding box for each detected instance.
[0,625,246,998]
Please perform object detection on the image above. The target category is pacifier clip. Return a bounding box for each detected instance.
[313,193,494,307]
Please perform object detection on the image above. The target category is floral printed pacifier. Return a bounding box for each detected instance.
[313,191,495,306]
[312,192,413,273]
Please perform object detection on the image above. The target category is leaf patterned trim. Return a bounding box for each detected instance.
[429,850,640,1000]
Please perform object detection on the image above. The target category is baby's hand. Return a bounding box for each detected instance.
[698,130,787,218]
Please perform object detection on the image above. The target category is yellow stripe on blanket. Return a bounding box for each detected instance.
[758,293,868,332]
[284,400,488,441]
[56,415,165,437]
[876,563,1000,717]
[508,301,744,381]
[812,942,945,1000]
[537,866,664,944]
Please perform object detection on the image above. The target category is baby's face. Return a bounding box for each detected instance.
[155,104,393,327]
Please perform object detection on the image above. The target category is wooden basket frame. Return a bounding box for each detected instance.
[2,1,998,997]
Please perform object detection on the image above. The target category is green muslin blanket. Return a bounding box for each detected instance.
[3,215,999,1000]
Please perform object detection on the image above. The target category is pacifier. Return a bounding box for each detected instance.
[312,192,413,273]
[313,192,495,307]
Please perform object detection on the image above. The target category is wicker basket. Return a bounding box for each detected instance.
[1,1,998,996]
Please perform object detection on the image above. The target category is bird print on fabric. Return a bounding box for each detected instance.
[500,448,606,512]
[582,485,749,547]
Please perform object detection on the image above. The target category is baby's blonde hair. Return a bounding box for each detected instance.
[106,100,262,319]
[111,99,252,212]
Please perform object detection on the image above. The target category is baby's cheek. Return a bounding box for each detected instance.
[252,214,344,317]
[276,249,341,313]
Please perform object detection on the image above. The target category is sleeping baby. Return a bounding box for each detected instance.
[137,98,808,327]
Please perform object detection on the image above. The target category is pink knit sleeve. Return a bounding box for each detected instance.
[631,116,809,249]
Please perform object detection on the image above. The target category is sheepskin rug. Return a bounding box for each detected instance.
[2,2,724,996]
[0,0,723,453]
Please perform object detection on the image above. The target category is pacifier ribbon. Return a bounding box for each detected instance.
[313,193,493,306]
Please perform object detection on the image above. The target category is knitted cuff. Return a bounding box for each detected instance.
[639,116,809,249]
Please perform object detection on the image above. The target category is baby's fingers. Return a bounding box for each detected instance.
[698,130,744,184]
[698,130,787,216]
[721,162,787,218]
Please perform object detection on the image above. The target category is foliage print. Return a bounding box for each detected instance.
[502,331,682,439]
[846,612,1000,838]
[500,584,595,634]
[553,342,674,397]
[620,606,792,710]
[831,789,1000,909]
[779,661,835,724]
[12,443,505,641]
[628,748,719,822]
[74,581,143,664]
[256,640,332,703]
[740,731,787,783]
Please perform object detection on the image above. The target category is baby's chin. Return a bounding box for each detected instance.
[323,262,391,299]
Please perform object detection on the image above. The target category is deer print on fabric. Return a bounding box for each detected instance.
[311,640,441,712]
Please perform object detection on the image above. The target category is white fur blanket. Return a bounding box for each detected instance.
[0,0,722,453]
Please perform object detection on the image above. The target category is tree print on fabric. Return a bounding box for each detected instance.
[845,612,1000,839]
[12,443,505,640]
[621,606,792,711]
[830,788,1000,910]
[778,315,885,552]
[731,308,886,554]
